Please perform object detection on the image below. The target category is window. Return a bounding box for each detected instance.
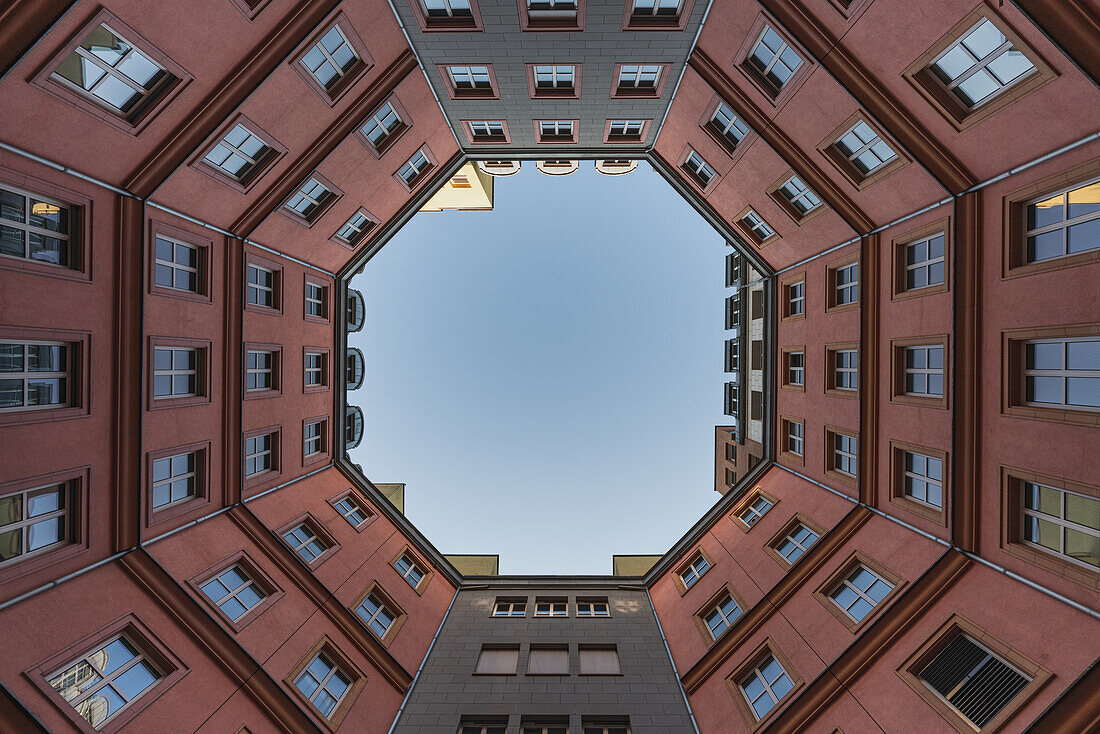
[705,102,751,154]
[443,65,496,98]
[293,18,372,105]
[346,405,364,449]
[576,598,610,617]
[47,633,163,730]
[613,63,666,98]
[782,277,804,319]
[1004,328,1100,424]
[151,450,199,510]
[768,172,825,224]
[581,721,631,734]
[153,235,200,294]
[396,149,435,189]
[527,647,569,674]
[304,351,327,389]
[202,122,275,184]
[414,0,482,31]
[1004,471,1099,574]
[1006,166,1100,277]
[737,208,778,246]
[904,345,944,397]
[0,341,71,412]
[293,650,352,720]
[536,120,577,143]
[492,598,527,617]
[357,100,407,157]
[529,64,579,98]
[579,647,620,674]
[245,350,276,393]
[333,209,376,247]
[153,347,199,398]
[624,0,692,30]
[828,564,893,623]
[744,25,803,96]
[393,552,426,589]
[682,150,716,191]
[0,481,74,568]
[522,719,570,734]
[46,14,183,129]
[331,492,373,529]
[828,346,859,395]
[828,430,858,480]
[469,121,503,139]
[460,720,508,734]
[283,176,339,225]
[200,565,266,622]
[304,281,327,320]
[534,598,568,617]
[245,432,276,477]
[283,522,328,564]
[782,349,804,388]
[677,552,710,591]
[725,339,739,373]
[0,185,76,270]
[475,647,519,674]
[346,348,365,390]
[905,233,946,290]
[818,115,906,189]
[464,120,508,145]
[771,521,819,565]
[356,591,399,640]
[734,491,774,530]
[782,418,804,460]
[521,0,582,31]
[303,419,325,459]
[246,263,278,309]
[736,651,796,722]
[606,119,647,142]
[891,337,949,408]
[631,0,681,18]
[702,592,743,640]
[890,442,949,525]
[831,260,859,308]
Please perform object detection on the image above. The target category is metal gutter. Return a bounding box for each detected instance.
[646,587,703,734]
[387,588,460,734]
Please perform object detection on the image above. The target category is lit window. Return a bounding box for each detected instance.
[151,451,198,509]
[51,23,174,120]
[334,494,371,528]
[304,352,325,388]
[576,598,610,617]
[929,18,1035,109]
[835,121,897,177]
[915,634,1031,729]
[833,261,859,306]
[356,592,398,639]
[774,522,819,564]
[785,420,803,456]
[678,552,709,589]
[492,599,527,617]
[153,347,198,398]
[203,124,272,182]
[469,120,505,139]
[153,236,199,293]
[398,150,432,186]
[534,65,574,90]
[578,647,620,674]
[424,0,473,18]
[834,349,858,391]
[394,553,426,588]
[776,175,822,216]
[785,279,804,317]
[738,653,794,720]
[828,564,893,622]
[703,593,742,639]
[903,233,946,290]
[283,522,327,563]
[305,281,327,319]
[737,494,773,528]
[1024,179,1100,264]
[708,103,750,150]
[904,345,944,397]
[632,0,681,17]
[785,350,804,386]
[746,26,803,94]
[0,482,72,567]
[304,420,325,457]
[683,151,715,189]
[300,25,359,92]
[200,565,266,621]
[294,651,351,719]
[448,65,492,91]
[608,120,645,138]
[245,433,275,477]
[0,341,71,412]
[1020,481,1099,570]
[534,598,568,617]
[0,186,74,268]
[832,432,858,477]
[539,120,574,138]
[740,209,776,244]
[617,64,661,91]
[334,211,375,246]
[247,264,277,308]
[284,178,335,222]
[902,450,943,508]
[245,350,275,392]
[47,634,162,730]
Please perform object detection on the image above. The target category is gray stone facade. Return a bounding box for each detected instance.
[392,584,696,732]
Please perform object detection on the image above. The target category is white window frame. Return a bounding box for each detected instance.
[394,553,425,588]
[835,121,897,176]
[738,494,773,527]
[608,120,645,137]
[704,593,742,639]
[678,553,709,588]
[305,282,326,318]
[357,592,398,638]
[153,235,199,293]
[903,451,944,508]
[448,65,491,90]
[293,651,351,720]
[739,653,794,721]
[47,633,163,729]
[1021,482,1099,570]
[1023,178,1100,264]
[0,482,71,567]
[576,599,610,617]
[202,123,271,181]
[778,175,822,215]
[469,120,505,138]
[684,151,715,188]
[303,420,324,457]
[539,120,574,138]
[200,565,266,621]
[742,210,775,242]
[398,150,431,184]
[904,233,946,290]
[747,26,803,93]
[0,340,71,412]
[423,0,473,18]
[245,350,275,392]
[247,264,276,307]
[904,345,944,397]
[828,564,894,623]
[1021,338,1099,410]
[631,0,681,16]
[533,599,568,617]
[334,495,370,528]
[492,600,527,617]
[152,346,198,398]
[300,25,359,92]
[335,211,374,245]
[0,185,74,268]
[929,18,1036,109]
[284,178,332,220]
[834,261,859,306]
[787,280,804,316]
[617,64,661,89]
[709,103,750,148]
[786,420,803,456]
[533,65,575,89]
[786,351,804,386]
[283,522,327,563]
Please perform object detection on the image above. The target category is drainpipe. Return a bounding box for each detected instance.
[645,588,702,734]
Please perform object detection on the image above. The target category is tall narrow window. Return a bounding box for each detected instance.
[904,450,943,508]
[707,102,750,152]
[153,347,198,398]
[745,26,802,95]
[833,261,859,307]
[0,186,75,269]
[784,350,804,387]
[0,482,73,567]
[783,278,804,318]
[830,431,858,478]
[784,419,804,458]
[0,341,71,412]
[47,634,163,729]
[832,347,859,393]
[305,281,327,320]
[200,566,266,622]
[151,450,199,510]
[303,420,325,458]
[738,653,795,721]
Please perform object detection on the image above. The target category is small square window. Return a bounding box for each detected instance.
[676,551,711,592]
[393,552,427,589]
[292,17,373,106]
[576,598,610,617]
[892,220,950,299]
[699,589,743,641]
[826,344,859,396]
[355,585,404,642]
[332,208,378,248]
[282,174,341,226]
[199,119,281,189]
[612,63,668,99]
[736,207,779,247]
[729,644,801,726]
[813,551,905,632]
[767,171,826,225]
[891,337,949,408]
[282,519,330,564]
[745,25,803,97]
[703,100,752,157]
[534,597,568,617]
[731,489,775,531]
[528,64,581,98]
[356,99,409,158]
[818,114,907,189]
[768,518,820,566]
[329,490,374,530]
[200,564,267,622]
[288,641,363,726]
[152,346,201,399]
[394,148,437,190]
[492,598,527,617]
[681,149,717,192]
[153,236,201,294]
[440,64,497,99]
[527,646,569,673]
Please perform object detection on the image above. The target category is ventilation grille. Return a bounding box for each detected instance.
[920,634,1030,728]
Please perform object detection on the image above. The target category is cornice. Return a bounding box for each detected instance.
[0,0,74,82]
[1011,0,1100,88]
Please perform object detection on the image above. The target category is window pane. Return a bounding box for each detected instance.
[1065,493,1100,530]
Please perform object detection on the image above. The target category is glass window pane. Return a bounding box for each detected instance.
[1066,377,1099,407]
[1064,528,1099,568]
[1065,493,1100,530]
[1067,219,1100,255]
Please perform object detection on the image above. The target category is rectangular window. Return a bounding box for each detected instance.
[492,598,527,617]
[632,0,681,17]
[784,350,804,387]
[298,23,367,102]
[703,593,742,640]
[829,347,858,393]
[579,646,620,674]
[725,339,739,372]
[151,450,199,510]
[245,350,275,392]
[580,719,632,734]
[334,493,371,529]
[1023,178,1100,265]
[1021,338,1100,410]
[928,17,1036,112]
[393,553,426,589]
[607,119,646,141]
[247,264,277,308]
[678,552,710,590]
[836,121,897,176]
[828,564,893,623]
[245,432,276,477]
[303,420,325,458]
[284,178,337,223]
[202,123,274,183]
[832,261,859,307]
[746,25,803,96]
[735,492,774,529]
[902,451,943,509]
[737,208,777,246]
[738,653,795,721]
[475,647,519,674]
[783,278,804,319]
[682,151,716,190]
[533,64,576,95]
[0,185,75,269]
[304,351,326,388]
[576,598,610,617]
[534,598,568,617]
[776,175,821,217]
[0,341,71,412]
[356,591,399,640]
[200,565,266,622]
[283,522,328,564]
[47,633,163,729]
[153,347,198,398]
[904,345,944,397]
[294,650,352,720]
[153,235,200,294]
[527,647,569,674]
[304,282,326,319]
[537,120,575,142]
[916,634,1031,729]
[334,209,376,247]
[616,64,660,91]
[362,103,404,156]
[904,233,946,291]
[522,0,581,31]
[784,419,804,457]
[0,481,73,567]
[460,721,508,734]
[397,149,434,187]
[447,65,494,96]
[831,431,858,478]
[469,121,504,139]
[707,102,750,152]
[773,522,819,564]
[418,0,480,30]
[1020,480,1099,571]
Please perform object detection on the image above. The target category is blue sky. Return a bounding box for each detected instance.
[348,161,730,574]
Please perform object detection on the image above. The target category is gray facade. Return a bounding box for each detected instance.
[393,584,696,732]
